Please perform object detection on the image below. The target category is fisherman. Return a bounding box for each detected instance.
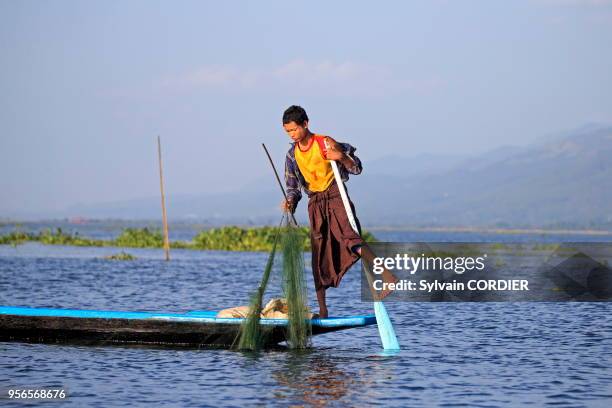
[280,105,368,318]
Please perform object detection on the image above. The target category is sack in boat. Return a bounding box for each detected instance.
[216,298,313,319]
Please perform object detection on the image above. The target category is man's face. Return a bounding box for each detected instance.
[283,121,309,143]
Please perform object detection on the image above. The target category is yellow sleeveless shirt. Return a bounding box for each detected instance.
[294,135,335,192]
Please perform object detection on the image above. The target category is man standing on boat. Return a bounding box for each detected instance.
[281,105,365,318]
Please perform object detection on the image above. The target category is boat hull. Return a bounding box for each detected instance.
[0,306,377,348]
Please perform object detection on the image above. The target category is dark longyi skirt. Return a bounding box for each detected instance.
[307,181,364,291]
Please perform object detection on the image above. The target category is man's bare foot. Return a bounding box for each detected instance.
[318,309,328,318]
[359,244,399,300]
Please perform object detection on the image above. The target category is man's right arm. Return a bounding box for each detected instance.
[284,152,302,213]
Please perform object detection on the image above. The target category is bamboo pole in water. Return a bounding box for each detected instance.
[157,136,170,261]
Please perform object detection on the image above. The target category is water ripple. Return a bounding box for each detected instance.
[0,242,611,407]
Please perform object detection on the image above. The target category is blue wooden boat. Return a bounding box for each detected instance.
[0,306,377,348]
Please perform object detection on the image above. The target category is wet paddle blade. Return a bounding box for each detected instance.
[374,302,400,350]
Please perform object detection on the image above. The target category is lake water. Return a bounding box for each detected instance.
[1,229,611,407]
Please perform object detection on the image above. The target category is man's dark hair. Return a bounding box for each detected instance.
[282,105,309,126]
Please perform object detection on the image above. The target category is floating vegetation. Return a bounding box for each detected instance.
[115,228,163,248]
[0,226,377,252]
[0,228,156,248]
[193,226,289,252]
[38,228,100,246]
[0,228,105,247]
[193,226,376,251]
[0,231,30,246]
[103,251,137,261]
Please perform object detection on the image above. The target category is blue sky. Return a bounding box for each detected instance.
[1,0,611,216]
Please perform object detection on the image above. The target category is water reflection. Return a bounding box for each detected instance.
[272,350,351,406]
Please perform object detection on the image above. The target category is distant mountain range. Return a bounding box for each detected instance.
[7,125,612,229]
[349,124,611,228]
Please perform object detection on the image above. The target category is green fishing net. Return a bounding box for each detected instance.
[235,215,311,350]
[280,219,312,349]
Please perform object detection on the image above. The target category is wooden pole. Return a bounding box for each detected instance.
[157,136,170,261]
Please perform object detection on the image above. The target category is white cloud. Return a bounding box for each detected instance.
[158,59,442,97]
[161,65,247,89]
[273,59,380,82]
